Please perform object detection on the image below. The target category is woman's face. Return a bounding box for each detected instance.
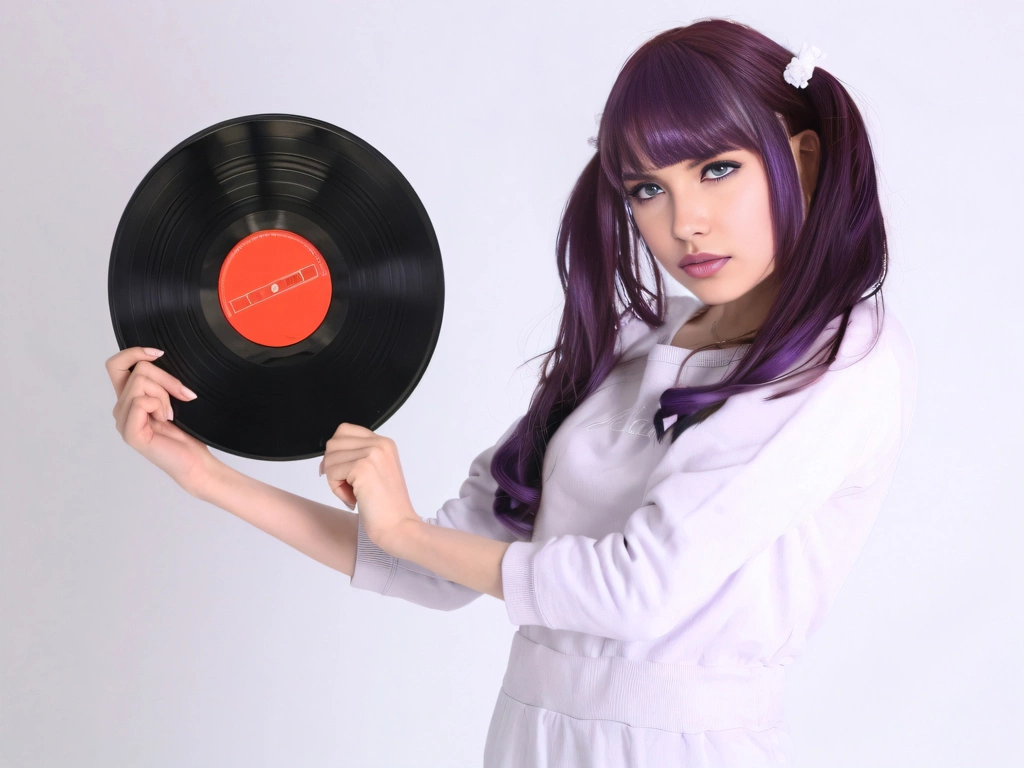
[622,133,816,311]
[623,147,776,307]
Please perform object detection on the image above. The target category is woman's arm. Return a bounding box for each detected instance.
[381,323,915,640]
[345,416,528,611]
[106,346,359,576]
[387,519,510,600]
[194,459,359,577]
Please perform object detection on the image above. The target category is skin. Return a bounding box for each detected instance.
[106,346,367,576]
[104,130,824,604]
[105,344,502,594]
[623,129,821,347]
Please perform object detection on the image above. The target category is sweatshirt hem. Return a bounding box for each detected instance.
[500,631,785,733]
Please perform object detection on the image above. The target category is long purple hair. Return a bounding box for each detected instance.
[490,18,888,540]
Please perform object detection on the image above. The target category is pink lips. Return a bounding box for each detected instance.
[681,256,730,278]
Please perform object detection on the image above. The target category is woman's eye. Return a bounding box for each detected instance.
[631,183,661,200]
[703,161,739,181]
[626,161,739,204]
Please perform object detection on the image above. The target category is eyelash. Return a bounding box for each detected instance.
[626,161,740,205]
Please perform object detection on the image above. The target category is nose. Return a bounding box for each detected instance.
[671,195,709,242]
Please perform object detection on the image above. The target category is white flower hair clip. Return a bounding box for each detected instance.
[783,42,827,89]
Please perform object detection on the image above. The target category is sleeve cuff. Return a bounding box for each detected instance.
[501,540,547,627]
[349,514,397,594]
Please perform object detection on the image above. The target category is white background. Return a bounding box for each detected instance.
[1,1,1020,766]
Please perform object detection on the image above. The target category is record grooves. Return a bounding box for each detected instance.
[109,114,444,460]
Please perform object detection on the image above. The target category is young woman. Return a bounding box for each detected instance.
[106,18,918,767]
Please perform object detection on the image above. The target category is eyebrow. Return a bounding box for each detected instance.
[621,153,726,182]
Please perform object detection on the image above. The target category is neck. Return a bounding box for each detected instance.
[706,276,778,341]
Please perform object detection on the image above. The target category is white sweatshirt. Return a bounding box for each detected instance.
[349,294,918,669]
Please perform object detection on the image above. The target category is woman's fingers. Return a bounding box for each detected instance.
[113,374,172,435]
[324,434,370,453]
[334,479,356,508]
[105,347,164,396]
[320,453,359,507]
[131,360,198,404]
[105,347,198,404]
[122,394,166,449]
[149,416,195,445]
[320,447,373,476]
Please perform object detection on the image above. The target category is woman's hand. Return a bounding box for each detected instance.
[320,423,419,552]
[106,347,218,497]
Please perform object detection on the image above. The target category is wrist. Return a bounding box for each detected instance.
[382,515,425,560]
[188,453,231,501]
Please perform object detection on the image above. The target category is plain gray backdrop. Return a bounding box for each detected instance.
[1,1,1020,766]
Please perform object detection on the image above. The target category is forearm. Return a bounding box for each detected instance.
[388,518,511,600]
[193,459,358,577]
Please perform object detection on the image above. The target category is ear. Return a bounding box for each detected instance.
[788,129,821,213]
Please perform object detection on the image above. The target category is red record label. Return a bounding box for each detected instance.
[217,229,332,347]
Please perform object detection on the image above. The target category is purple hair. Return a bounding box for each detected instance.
[489,18,888,540]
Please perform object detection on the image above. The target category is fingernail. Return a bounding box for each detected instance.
[144,348,164,357]
[343,500,355,511]
[182,386,198,400]
[318,460,324,476]
[166,408,174,421]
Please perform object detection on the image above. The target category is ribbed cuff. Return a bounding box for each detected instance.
[349,515,397,594]
[501,540,546,628]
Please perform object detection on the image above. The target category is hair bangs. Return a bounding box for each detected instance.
[598,43,759,189]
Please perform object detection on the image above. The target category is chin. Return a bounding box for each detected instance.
[678,279,734,304]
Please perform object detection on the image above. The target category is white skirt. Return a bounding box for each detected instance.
[483,632,796,767]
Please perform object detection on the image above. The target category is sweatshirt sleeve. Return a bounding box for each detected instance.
[348,416,525,611]
[500,337,906,641]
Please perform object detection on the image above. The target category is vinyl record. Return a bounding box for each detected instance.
[108,114,444,460]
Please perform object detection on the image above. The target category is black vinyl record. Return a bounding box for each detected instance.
[108,113,444,460]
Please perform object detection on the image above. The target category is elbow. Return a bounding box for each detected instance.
[629,587,697,640]
[627,613,675,642]
[615,601,678,642]
[386,580,485,612]
[397,590,480,612]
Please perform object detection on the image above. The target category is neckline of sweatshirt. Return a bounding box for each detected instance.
[619,294,750,370]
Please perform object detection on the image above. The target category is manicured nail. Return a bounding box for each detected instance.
[144,348,164,357]
[318,459,324,476]
[182,386,198,400]
[166,408,174,421]
[342,500,355,511]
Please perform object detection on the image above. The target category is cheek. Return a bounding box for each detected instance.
[728,181,775,259]
[633,211,672,261]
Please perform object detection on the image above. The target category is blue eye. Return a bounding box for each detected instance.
[625,161,741,205]
[628,183,661,202]
[703,161,739,181]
